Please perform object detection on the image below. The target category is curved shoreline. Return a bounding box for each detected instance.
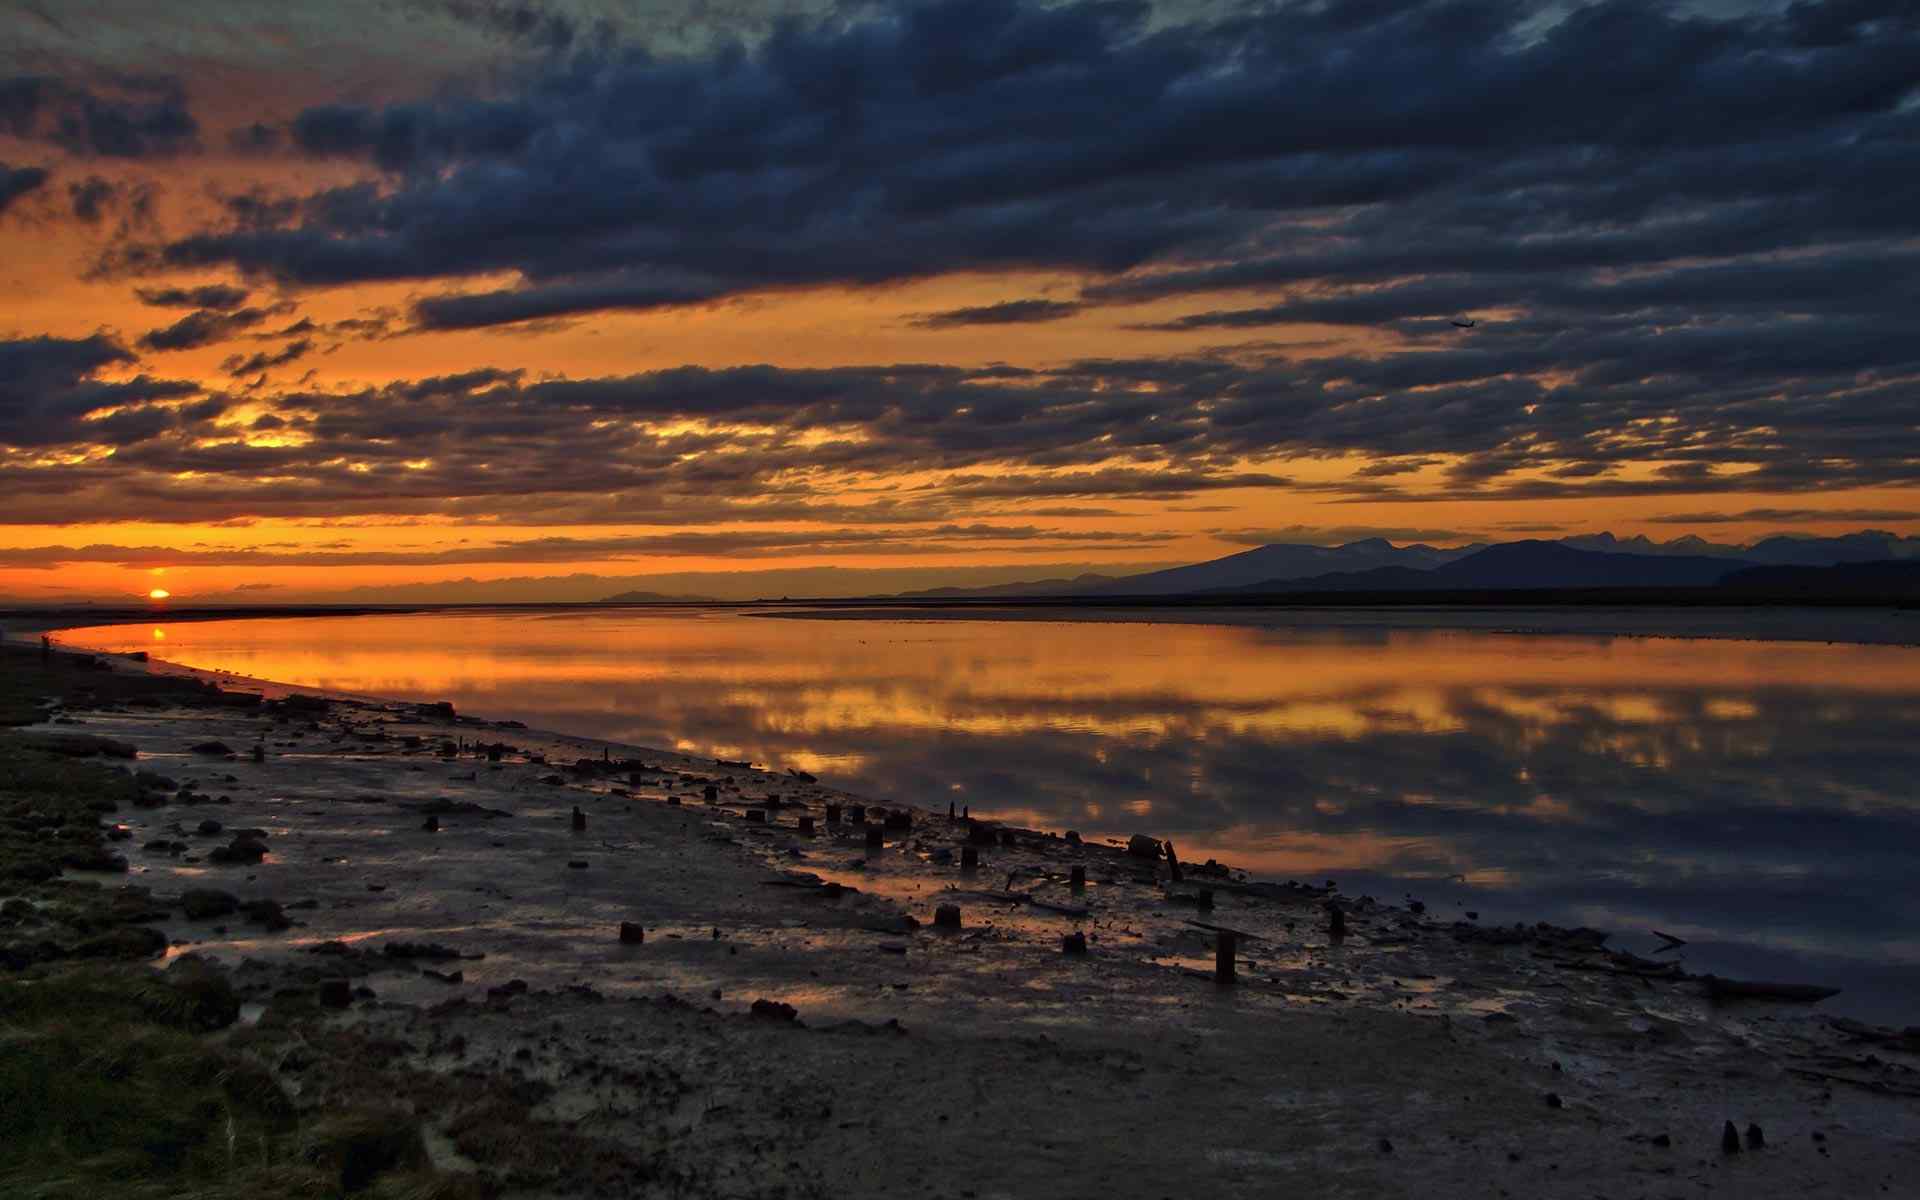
[8,636,1920,1195]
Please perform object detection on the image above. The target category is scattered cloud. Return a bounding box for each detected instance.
[912,299,1083,329]
[0,161,48,215]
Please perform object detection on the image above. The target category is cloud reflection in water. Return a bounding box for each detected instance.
[64,610,1920,1021]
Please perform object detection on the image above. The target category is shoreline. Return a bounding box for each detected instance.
[8,595,1920,650]
[5,640,1919,1194]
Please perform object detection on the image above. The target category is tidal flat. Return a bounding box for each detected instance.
[3,637,1918,1198]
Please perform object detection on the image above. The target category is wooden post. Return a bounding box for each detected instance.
[1166,839,1183,883]
[1215,929,1237,984]
[825,803,842,823]
[1069,865,1086,891]
[961,846,979,870]
[1197,888,1214,911]
[571,806,586,832]
[798,816,816,834]
[865,824,883,848]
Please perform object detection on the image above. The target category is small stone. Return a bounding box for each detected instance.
[933,904,962,929]
[181,883,240,921]
[1745,1123,1765,1151]
[1650,1133,1671,1148]
[1722,1121,1742,1155]
[750,998,798,1022]
[1062,931,1087,955]
[421,814,440,833]
[619,922,645,944]
[208,835,268,864]
[1545,1092,1563,1109]
[567,859,588,869]
[318,978,352,1008]
[1378,1138,1393,1154]
[196,819,224,836]
[240,899,291,931]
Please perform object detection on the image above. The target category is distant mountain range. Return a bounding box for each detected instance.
[891,573,1118,599]
[1562,530,1920,565]
[884,530,1920,600]
[1205,541,1747,594]
[1079,538,1479,596]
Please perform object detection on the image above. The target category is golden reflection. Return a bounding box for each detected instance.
[53,610,1920,887]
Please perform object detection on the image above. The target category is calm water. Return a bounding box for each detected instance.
[60,608,1920,1023]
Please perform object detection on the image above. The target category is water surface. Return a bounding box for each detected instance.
[60,607,1920,1023]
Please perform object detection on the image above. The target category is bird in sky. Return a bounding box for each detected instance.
[1450,318,1476,328]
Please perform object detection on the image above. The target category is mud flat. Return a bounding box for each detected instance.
[5,642,1919,1198]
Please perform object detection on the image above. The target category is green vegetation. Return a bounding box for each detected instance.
[0,965,481,1199]
[1,645,485,1198]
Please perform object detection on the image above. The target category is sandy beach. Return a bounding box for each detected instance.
[5,637,1919,1198]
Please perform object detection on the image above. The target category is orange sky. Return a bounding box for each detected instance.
[4,1,1917,603]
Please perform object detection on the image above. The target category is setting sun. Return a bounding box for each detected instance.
[148,589,171,601]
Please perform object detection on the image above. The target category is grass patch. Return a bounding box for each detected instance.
[0,965,484,1198]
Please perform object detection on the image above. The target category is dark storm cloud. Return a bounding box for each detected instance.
[0,162,48,214]
[0,75,198,158]
[135,284,252,310]
[5,327,1919,525]
[221,338,314,376]
[412,275,719,329]
[8,0,1918,524]
[136,303,290,352]
[912,299,1084,329]
[124,0,1920,327]
[0,334,200,448]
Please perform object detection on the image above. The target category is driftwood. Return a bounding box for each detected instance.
[1184,918,1264,943]
[1704,975,1841,1003]
[1028,898,1090,917]
[1651,929,1687,949]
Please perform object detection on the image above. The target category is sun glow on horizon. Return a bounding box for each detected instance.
[148,588,171,600]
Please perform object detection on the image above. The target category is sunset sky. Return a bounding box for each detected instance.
[2,0,1917,603]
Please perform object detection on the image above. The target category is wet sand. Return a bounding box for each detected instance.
[27,649,1920,1198]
